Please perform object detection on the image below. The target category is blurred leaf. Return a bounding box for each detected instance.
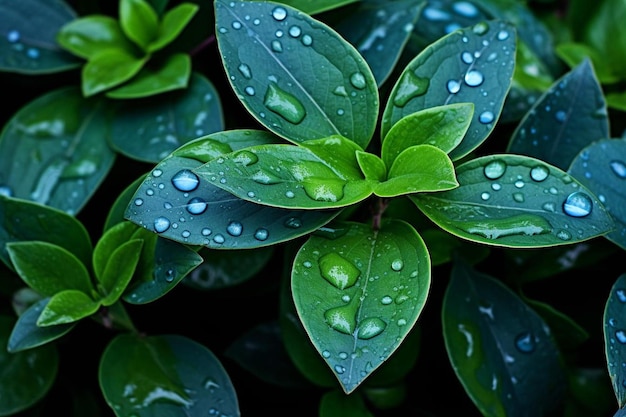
[319,389,374,417]
[604,273,626,408]
[565,367,614,417]
[120,0,159,51]
[82,49,148,97]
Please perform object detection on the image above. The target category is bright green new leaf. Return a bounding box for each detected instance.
[291,220,430,394]
[356,151,386,182]
[82,49,148,97]
[37,289,100,326]
[93,221,142,280]
[411,154,615,248]
[120,0,159,51]
[300,136,365,180]
[7,241,93,296]
[148,3,199,53]
[56,15,138,60]
[375,144,458,198]
[106,53,191,99]
[607,91,626,112]
[381,103,474,168]
[382,20,517,161]
[604,273,626,408]
[99,239,144,306]
[214,0,379,148]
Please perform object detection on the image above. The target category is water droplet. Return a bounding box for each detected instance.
[381,296,393,305]
[285,190,295,198]
[349,72,367,90]
[391,259,403,271]
[271,6,287,21]
[562,191,592,217]
[233,150,258,166]
[483,160,506,179]
[263,83,306,124]
[555,110,566,122]
[271,40,283,52]
[423,7,450,21]
[301,34,313,46]
[172,169,199,192]
[187,197,208,214]
[303,179,344,202]
[461,51,473,64]
[324,303,357,334]
[556,230,571,240]
[181,230,191,239]
[201,228,212,236]
[134,198,144,206]
[333,86,348,97]
[514,331,535,353]
[393,71,430,107]
[446,79,461,94]
[478,111,494,124]
[472,22,489,35]
[213,234,225,244]
[610,160,626,178]
[231,21,242,30]
[244,86,255,96]
[0,185,12,197]
[514,180,524,188]
[152,169,163,177]
[334,365,346,374]
[154,217,171,233]
[7,30,19,43]
[512,192,524,203]
[462,214,552,239]
[284,217,302,228]
[617,289,626,302]
[464,70,484,87]
[26,48,39,59]
[252,169,282,184]
[254,228,269,241]
[616,330,626,344]
[319,252,360,290]
[238,63,252,79]
[452,1,479,17]
[497,30,509,40]
[357,317,387,339]
[530,165,549,182]
[481,192,490,200]
[226,221,243,236]
[288,25,301,37]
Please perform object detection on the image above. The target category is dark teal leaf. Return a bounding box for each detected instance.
[215,0,379,148]
[148,3,198,53]
[98,239,144,306]
[443,260,566,416]
[0,0,80,74]
[507,58,609,171]
[104,176,145,231]
[82,49,148,97]
[412,154,615,248]
[8,298,75,352]
[567,138,626,250]
[607,91,626,112]
[291,220,430,394]
[524,298,589,353]
[7,241,93,296]
[120,0,159,51]
[0,195,92,269]
[0,315,58,415]
[37,289,100,326]
[0,87,117,215]
[604,273,626,408]
[106,52,191,99]
[262,0,359,15]
[334,0,424,86]
[566,367,614,417]
[382,20,517,161]
[99,333,239,417]
[320,389,374,417]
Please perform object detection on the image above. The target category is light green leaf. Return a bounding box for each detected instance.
[148,2,199,53]
[291,220,430,394]
[37,289,100,326]
[607,91,626,112]
[93,221,142,280]
[82,49,148,97]
[356,151,386,182]
[411,154,615,248]
[99,239,144,306]
[214,0,378,148]
[120,0,159,50]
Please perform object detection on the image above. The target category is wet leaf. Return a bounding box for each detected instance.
[266,0,359,15]
[382,20,516,161]
[82,49,148,97]
[0,87,116,215]
[411,154,615,248]
[356,151,386,182]
[37,289,100,326]
[0,0,80,74]
[120,0,159,51]
[604,273,626,408]
[215,0,378,148]
[99,333,239,417]
[567,138,626,250]
[148,3,198,53]
[507,58,609,171]
[291,220,430,394]
[442,260,566,416]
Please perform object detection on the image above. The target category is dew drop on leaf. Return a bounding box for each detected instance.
[263,83,306,124]
[324,303,357,334]
[288,25,301,37]
[252,170,282,184]
[447,79,461,94]
[187,197,208,215]
[616,330,626,344]
[562,191,592,217]
[464,70,484,87]
[514,331,536,353]
[349,72,367,90]
[154,216,171,233]
[391,259,403,271]
[238,63,252,79]
[302,179,344,202]
[616,289,626,302]
[284,217,302,228]
[213,234,225,244]
[357,317,387,339]
[483,160,506,179]
[530,165,549,182]
[393,71,430,107]
[233,150,258,166]
[172,169,200,192]
[478,111,494,124]
[610,160,626,178]
[452,1,479,17]
[254,228,269,241]
[319,252,360,290]
[271,6,287,21]
[0,185,12,197]
[226,221,243,236]
[472,21,489,35]
[271,40,283,52]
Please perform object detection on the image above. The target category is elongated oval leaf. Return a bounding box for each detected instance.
[99,239,144,306]
[148,3,199,53]
[411,154,615,248]
[291,220,430,394]
[443,260,566,416]
[215,0,378,148]
[604,273,626,408]
[120,0,159,50]
[0,87,116,215]
[82,49,148,97]
[99,333,239,417]
[507,58,609,170]
[382,20,517,161]
[37,289,100,326]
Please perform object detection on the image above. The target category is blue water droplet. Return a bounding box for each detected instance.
[563,191,592,217]
[0,185,12,197]
[610,160,626,178]
[514,332,535,353]
[423,7,450,21]
[7,30,19,43]
[154,217,171,233]
[478,111,494,124]
[201,228,212,236]
[497,30,509,40]
[481,192,490,200]
[26,48,39,59]
[254,228,269,241]
[617,330,626,344]
[231,21,242,30]
[152,169,163,177]
[288,26,301,37]
[271,40,283,52]
[271,6,287,21]
[181,230,191,239]
[483,160,506,179]
[616,289,626,302]
[452,1,479,17]
[238,63,252,79]
[226,221,243,236]
[213,234,225,244]
[301,34,313,46]
[187,197,208,214]
[464,70,484,87]
[172,169,199,192]
[134,198,144,206]
[349,72,367,90]
[284,217,302,228]
[461,51,473,64]
[244,86,255,96]
[446,79,461,94]
[530,165,549,182]
[555,110,567,122]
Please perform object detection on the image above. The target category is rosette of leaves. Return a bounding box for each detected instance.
[56,0,199,98]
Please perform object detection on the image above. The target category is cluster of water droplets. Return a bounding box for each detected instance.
[5,29,41,61]
[421,1,486,35]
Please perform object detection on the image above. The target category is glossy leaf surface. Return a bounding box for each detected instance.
[291,220,430,394]
[148,3,198,53]
[604,273,626,408]
[98,239,144,306]
[443,261,566,416]
[37,289,100,326]
[82,49,147,97]
[99,333,239,417]
[215,0,379,148]
[412,154,615,248]
[56,15,136,60]
[382,20,516,161]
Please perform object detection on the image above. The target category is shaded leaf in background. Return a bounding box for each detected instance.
[0,86,116,215]
[442,260,566,416]
[412,154,615,248]
[604,273,626,409]
[319,389,373,417]
[214,0,379,149]
[507,59,609,171]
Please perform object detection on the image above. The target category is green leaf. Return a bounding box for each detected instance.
[195,140,373,209]
[148,2,199,53]
[507,58,609,171]
[93,221,142,279]
[7,241,93,296]
[374,145,458,198]
[106,52,191,99]
[555,42,620,85]
[605,273,626,408]
[99,333,239,416]
[56,15,138,60]
[214,0,379,148]
[319,389,374,417]
[0,87,116,214]
[37,289,100,326]
[261,0,359,15]
[120,0,159,50]
[8,298,75,352]
[382,20,517,161]
[291,220,430,394]
[82,49,148,97]
[0,315,58,416]
[412,154,615,248]
[582,0,626,78]
[442,260,566,416]
[568,138,626,250]
[607,90,626,112]
[0,0,80,74]
[355,151,386,182]
[98,239,144,306]
[381,103,474,169]
[0,195,92,269]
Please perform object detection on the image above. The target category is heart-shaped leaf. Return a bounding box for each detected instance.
[604,273,626,408]
[37,289,100,326]
[291,219,430,394]
[214,0,379,148]
[382,20,517,161]
[411,154,615,247]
